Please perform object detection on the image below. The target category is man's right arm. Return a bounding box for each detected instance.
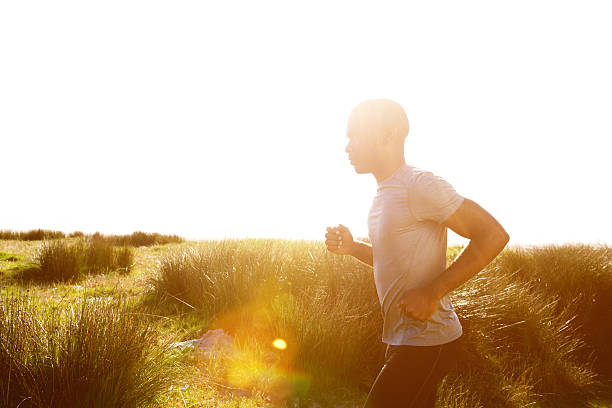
[350,240,373,267]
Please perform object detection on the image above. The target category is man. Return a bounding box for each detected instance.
[325,99,509,407]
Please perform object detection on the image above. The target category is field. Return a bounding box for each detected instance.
[1,234,611,407]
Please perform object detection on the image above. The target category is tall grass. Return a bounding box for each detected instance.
[150,240,611,405]
[492,244,612,377]
[0,289,177,408]
[448,260,599,406]
[150,239,382,397]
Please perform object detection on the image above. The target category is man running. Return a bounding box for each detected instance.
[325,99,509,407]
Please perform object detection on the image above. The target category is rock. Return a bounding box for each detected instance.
[171,328,236,358]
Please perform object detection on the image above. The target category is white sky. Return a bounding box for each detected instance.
[1,1,611,247]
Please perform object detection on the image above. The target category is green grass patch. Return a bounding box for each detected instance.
[0,251,23,262]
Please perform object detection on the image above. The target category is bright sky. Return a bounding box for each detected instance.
[1,1,611,247]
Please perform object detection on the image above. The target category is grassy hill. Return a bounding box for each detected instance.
[1,236,611,407]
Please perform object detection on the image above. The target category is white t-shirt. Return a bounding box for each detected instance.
[368,163,464,346]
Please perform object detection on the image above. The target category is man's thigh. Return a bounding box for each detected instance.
[363,338,462,408]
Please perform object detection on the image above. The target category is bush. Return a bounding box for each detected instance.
[35,240,84,282]
[22,229,65,240]
[0,290,177,408]
[85,237,116,274]
[151,240,292,314]
[0,229,66,241]
[91,231,184,247]
[115,245,135,273]
[0,230,19,240]
[0,229,182,246]
[32,239,136,282]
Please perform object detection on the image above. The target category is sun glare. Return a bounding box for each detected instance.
[272,338,287,350]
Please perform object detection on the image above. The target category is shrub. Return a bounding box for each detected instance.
[0,229,65,241]
[150,240,288,314]
[0,230,19,240]
[85,236,116,274]
[126,231,183,246]
[32,239,137,282]
[90,231,184,247]
[115,245,135,274]
[22,229,65,241]
[0,229,183,246]
[34,240,84,282]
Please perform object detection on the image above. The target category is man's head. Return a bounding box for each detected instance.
[345,98,409,174]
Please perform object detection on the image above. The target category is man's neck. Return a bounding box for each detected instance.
[373,157,407,184]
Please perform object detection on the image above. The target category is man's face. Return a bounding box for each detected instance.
[345,119,381,174]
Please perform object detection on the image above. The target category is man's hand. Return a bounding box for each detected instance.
[325,224,355,255]
[396,286,440,322]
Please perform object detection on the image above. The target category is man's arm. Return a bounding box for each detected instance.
[349,240,373,267]
[397,198,509,321]
[430,198,509,299]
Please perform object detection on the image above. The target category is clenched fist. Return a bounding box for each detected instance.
[324,224,355,255]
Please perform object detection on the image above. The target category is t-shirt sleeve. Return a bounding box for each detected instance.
[408,171,465,224]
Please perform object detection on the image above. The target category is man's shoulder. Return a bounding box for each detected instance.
[402,165,436,185]
[401,166,460,201]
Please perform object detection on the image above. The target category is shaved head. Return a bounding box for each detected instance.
[347,99,410,144]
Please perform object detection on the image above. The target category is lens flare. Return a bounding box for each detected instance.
[272,338,287,350]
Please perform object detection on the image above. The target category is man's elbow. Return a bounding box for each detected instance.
[474,226,509,252]
[492,228,510,251]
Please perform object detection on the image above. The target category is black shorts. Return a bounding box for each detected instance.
[362,335,464,408]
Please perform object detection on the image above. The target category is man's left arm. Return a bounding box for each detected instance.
[398,198,510,321]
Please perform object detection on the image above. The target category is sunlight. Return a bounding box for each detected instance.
[1,1,611,245]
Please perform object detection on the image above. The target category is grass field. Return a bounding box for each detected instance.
[1,236,611,407]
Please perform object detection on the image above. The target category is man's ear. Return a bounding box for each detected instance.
[376,130,394,146]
